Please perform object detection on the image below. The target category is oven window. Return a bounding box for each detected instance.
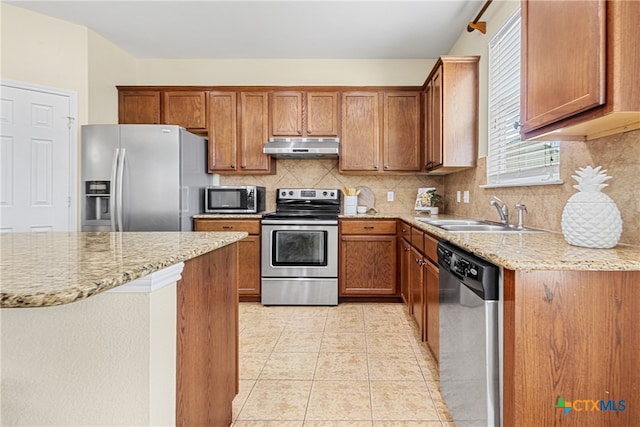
[272,230,327,266]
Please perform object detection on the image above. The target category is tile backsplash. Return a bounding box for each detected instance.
[220,129,639,246]
[220,159,443,214]
[444,129,640,246]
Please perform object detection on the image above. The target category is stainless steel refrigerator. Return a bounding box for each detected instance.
[81,124,212,232]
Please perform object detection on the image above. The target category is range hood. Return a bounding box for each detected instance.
[263,137,339,158]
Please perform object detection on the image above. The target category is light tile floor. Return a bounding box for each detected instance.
[232,302,454,427]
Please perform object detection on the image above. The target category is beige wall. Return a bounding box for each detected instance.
[442,0,640,245]
[1,3,137,125]
[136,58,435,86]
[0,3,90,125]
[88,31,137,123]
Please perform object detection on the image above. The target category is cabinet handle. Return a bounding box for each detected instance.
[402,228,408,233]
[374,165,379,170]
[384,165,388,170]
[241,165,246,169]
[222,226,233,229]
[403,247,409,252]
[231,164,236,169]
[364,226,374,230]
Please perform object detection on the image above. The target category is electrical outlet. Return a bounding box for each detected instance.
[456,191,461,203]
[463,190,470,203]
[387,191,394,202]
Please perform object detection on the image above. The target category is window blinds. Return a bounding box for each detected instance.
[486,10,561,187]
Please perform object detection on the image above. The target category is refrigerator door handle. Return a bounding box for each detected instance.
[109,148,120,231]
[116,148,126,231]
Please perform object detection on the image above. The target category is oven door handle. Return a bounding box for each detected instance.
[261,219,338,226]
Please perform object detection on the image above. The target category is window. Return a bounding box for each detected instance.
[485,9,561,188]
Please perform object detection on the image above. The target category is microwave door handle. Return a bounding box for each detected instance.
[116,148,126,231]
[109,148,119,231]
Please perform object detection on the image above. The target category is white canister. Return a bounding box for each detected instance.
[343,196,357,215]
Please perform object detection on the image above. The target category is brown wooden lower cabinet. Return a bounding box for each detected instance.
[423,259,439,360]
[194,219,261,301]
[176,243,239,427]
[409,247,425,333]
[339,220,397,296]
[399,238,412,306]
[503,269,640,426]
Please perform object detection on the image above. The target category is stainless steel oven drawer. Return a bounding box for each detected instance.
[261,278,338,306]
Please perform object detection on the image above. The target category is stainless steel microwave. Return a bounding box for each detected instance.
[204,186,266,214]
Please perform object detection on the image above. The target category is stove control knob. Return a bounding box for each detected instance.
[288,191,294,196]
[281,191,286,197]
[330,192,335,197]
[322,191,327,196]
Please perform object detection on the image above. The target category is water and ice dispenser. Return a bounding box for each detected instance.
[83,180,111,230]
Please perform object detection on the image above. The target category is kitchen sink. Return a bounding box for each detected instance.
[415,217,544,233]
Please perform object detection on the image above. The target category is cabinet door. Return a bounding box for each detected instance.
[271,91,303,136]
[399,239,412,307]
[237,235,261,297]
[240,92,272,172]
[410,247,424,335]
[208,91,237,172]
[426,68,443,170]
[383,92,420,171]
[307,92,339,136]
[340,234,396,296]
[118,90,161,124]
[521,0,606,132]
[424,260,439,360]
[163,91,207,130]
[340,92,380,172]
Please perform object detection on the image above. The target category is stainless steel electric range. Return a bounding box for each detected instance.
[261,188,341,306]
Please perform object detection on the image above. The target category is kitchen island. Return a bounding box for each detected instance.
[0,231,247,427]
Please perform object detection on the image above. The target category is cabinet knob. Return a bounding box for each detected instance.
[384,165,388,170]
[231,164,236,169]
[374,165,379,170]
[241,165,246,169]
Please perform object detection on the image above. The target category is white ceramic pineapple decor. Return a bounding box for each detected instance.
[561,166,622,248]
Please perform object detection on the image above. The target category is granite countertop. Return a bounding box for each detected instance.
[0,231,248,308]
[192,212,640,271]
[342,213,640,272]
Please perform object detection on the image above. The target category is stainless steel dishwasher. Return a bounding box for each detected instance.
[437,241,500,427]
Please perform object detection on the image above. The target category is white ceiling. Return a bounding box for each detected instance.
[8,1,484,59]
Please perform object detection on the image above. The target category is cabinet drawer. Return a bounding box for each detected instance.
[194,219,260,234]
[411,227,425,253]
[424,232,439,264]
[341,220,396,235]
[397,221,412,239]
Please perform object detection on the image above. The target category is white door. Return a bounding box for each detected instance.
[0,81,77,232]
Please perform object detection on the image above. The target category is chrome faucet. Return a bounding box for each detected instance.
[489,196,509,225]
[514,203,528,229]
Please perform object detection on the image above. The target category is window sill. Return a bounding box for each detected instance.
[480,179,564,189]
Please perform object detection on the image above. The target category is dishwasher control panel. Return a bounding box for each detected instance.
[437,241,499,300]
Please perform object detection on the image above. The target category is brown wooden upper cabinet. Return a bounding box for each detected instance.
[521,0,640,140]
[162,91,207,131]
[118,89,207,133]
[422,56,479,174]
[270,91,339,137]
[208,91,274,174]
[118,90,161,125]
[340,90,420,173]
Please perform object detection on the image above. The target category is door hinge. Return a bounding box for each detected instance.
[67,116,76,129]
[67,196,72,207]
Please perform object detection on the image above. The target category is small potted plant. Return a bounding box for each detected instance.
[427,189,442,214]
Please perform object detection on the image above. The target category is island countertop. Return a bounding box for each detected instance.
[0,231,248,308]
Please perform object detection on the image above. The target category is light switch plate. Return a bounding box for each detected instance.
[387,191,394,202]
[463,190,470,203]
[456,191,461,203]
